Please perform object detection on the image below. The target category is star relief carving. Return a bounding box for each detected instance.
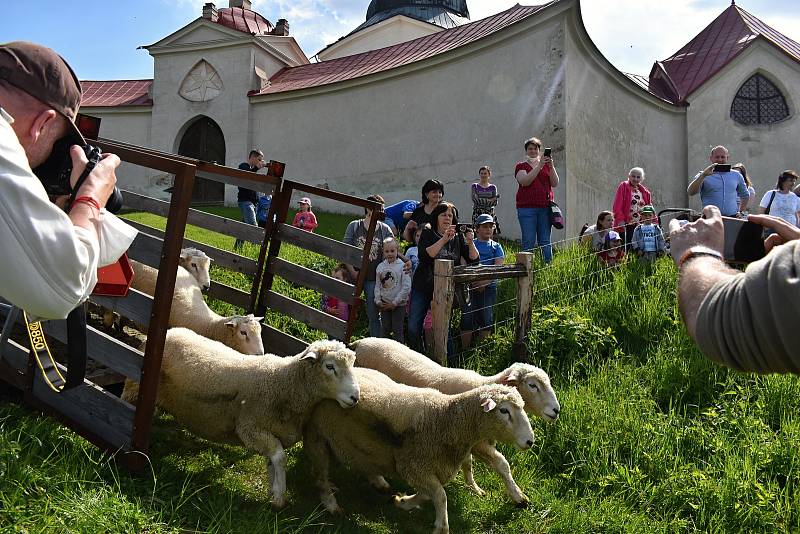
[180,61,224,102]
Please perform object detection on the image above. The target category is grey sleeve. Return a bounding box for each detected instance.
[695,241,800,374]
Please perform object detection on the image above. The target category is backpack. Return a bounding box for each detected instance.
[256,195,272,223]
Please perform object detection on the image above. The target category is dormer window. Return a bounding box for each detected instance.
[731,73,790,125]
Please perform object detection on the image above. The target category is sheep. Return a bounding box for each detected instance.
[125,330,360,509]
[102,248,212,328]
[304,367,533,534]
[109,253,264,354]
[350,337,560,504]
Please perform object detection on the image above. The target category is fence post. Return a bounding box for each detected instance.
[513,252,534,362]
[432,259,454,365]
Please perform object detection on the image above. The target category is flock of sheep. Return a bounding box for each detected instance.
[117,249,561,534]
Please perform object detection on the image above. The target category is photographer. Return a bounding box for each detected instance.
[670,205,800,374]
[687,146,749,217]
[0,41,122,320]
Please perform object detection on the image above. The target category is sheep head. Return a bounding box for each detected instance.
[499,363,561,422]
[478,385,534,451]
[224,315,264,355]
[179,248,212,292]
[298,340,360,409]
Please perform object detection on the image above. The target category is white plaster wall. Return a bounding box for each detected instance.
[77,108,155,196]
[686,40,800,211]
[251,16,568,241]
[564,13,687,234]
[318,17,441,61]
[148,42,285,202]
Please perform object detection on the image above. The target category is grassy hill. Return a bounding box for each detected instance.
[1,209,798,533]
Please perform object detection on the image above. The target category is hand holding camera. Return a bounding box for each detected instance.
[68,145,121,210]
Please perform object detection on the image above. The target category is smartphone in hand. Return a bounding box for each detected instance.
[714,164,732,173]
[721,216,765,263]
[543,147,552,157]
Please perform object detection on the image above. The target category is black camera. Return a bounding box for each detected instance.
[32,114,123,213]
[456,224,472,234]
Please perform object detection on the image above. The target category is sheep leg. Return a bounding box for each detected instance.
[368,475,391,492]
[236,427,288,509]
[305,427,342,514]
[460,454,486,496]
[472,441,528,506]
[393,492,429,511]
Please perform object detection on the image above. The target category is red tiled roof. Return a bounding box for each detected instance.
[655,4,800,103]
[81,80,153,107]
[251,4,545,96]
[215,7,273,36]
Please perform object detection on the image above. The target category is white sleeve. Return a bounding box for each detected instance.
[759,191,773,208]
[0,117,99,319]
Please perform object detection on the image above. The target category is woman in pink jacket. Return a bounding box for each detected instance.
[612,167,651,247]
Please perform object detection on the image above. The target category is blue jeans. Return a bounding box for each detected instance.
[235,201,257,249]
[363,280,381,338]
[517,207,552,263]
[460,285,497,332]
[407,290,430,352]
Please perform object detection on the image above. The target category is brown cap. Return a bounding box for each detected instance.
[0,41,84,143]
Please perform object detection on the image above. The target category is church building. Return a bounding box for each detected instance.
[80,0,800,239]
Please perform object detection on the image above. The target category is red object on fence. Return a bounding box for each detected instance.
[92,253,134,297]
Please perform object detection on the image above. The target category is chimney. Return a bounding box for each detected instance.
[202,3,218,21]
[229,0,252,9]
[273,19,290,36]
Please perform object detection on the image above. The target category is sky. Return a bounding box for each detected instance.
[0,1,798,80]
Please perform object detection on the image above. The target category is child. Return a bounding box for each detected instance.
[598,230,625,267]
[405,226,423,275]
[322,265,351,321]
[375,237,411,342]
[471,166,501,234]
[631,205,666,262]
[292,197,318,232]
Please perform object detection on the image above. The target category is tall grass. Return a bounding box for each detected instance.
[1,209,798,532]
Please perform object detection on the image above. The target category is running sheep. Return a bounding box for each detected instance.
[124,330,360,508]
[351,337,560,504]
[304,366,533,534]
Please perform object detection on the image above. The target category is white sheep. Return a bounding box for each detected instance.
[304,367,533,534]
[102,248,212,327]
[351,337,560,504]
[124,330,360,508]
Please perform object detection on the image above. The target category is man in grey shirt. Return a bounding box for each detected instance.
[670,205,800,373]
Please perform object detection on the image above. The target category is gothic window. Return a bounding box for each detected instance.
[730,74,789,125]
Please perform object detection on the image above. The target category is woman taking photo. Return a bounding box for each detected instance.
[403,179,445,242]
[515,137,559,263]
[581,210,615,252]
[758,170,800,227]
[408,202,479,357]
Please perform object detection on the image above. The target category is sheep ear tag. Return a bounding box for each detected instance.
[481,398,497,412]
[300,351,318,362]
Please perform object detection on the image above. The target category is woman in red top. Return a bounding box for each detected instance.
[515,137,559,263]
[611,167,651,248]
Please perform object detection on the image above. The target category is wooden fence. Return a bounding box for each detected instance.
[0,138,379,468]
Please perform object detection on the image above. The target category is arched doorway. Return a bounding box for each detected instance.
[177,116,225,204]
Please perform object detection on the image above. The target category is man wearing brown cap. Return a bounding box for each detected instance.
[0,41,121,319]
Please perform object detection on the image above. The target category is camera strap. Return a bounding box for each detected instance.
[23,306,87,393]
[66,146,101,208]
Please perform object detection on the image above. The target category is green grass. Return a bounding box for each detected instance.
[2,209,799,532]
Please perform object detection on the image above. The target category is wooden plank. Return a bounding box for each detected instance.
[264,291,347,341]
[284,179,384,212]
[432,259,455,366]
[276,224,363,266]
[127,230,162,267]
[452,264,528,284]
[207,281,250,310]
[123,190,265,244]
[261,324,306,357]
[269,257,355,304]
[196,170,277,193]
[124,222,258,276]
[33,320,143,381]
[514,252,535,363]
[91,289,153,330]
[2,339,134,450]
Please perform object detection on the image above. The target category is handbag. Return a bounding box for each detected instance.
[763,190,778,238]
[549,201,564,229]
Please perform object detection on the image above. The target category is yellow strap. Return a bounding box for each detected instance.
[23,311,65,393]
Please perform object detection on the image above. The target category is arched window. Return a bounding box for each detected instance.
[730,74,789,125]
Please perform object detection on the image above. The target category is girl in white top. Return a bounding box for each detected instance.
[758,170,800,227]
[580,211,614,252]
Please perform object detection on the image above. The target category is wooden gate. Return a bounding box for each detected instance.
[0,137,377,468]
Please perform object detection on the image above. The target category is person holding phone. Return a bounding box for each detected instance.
[515,137,559,262]
[687,145,750,217]
[757,170,800,228]
[669,205,800,374]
